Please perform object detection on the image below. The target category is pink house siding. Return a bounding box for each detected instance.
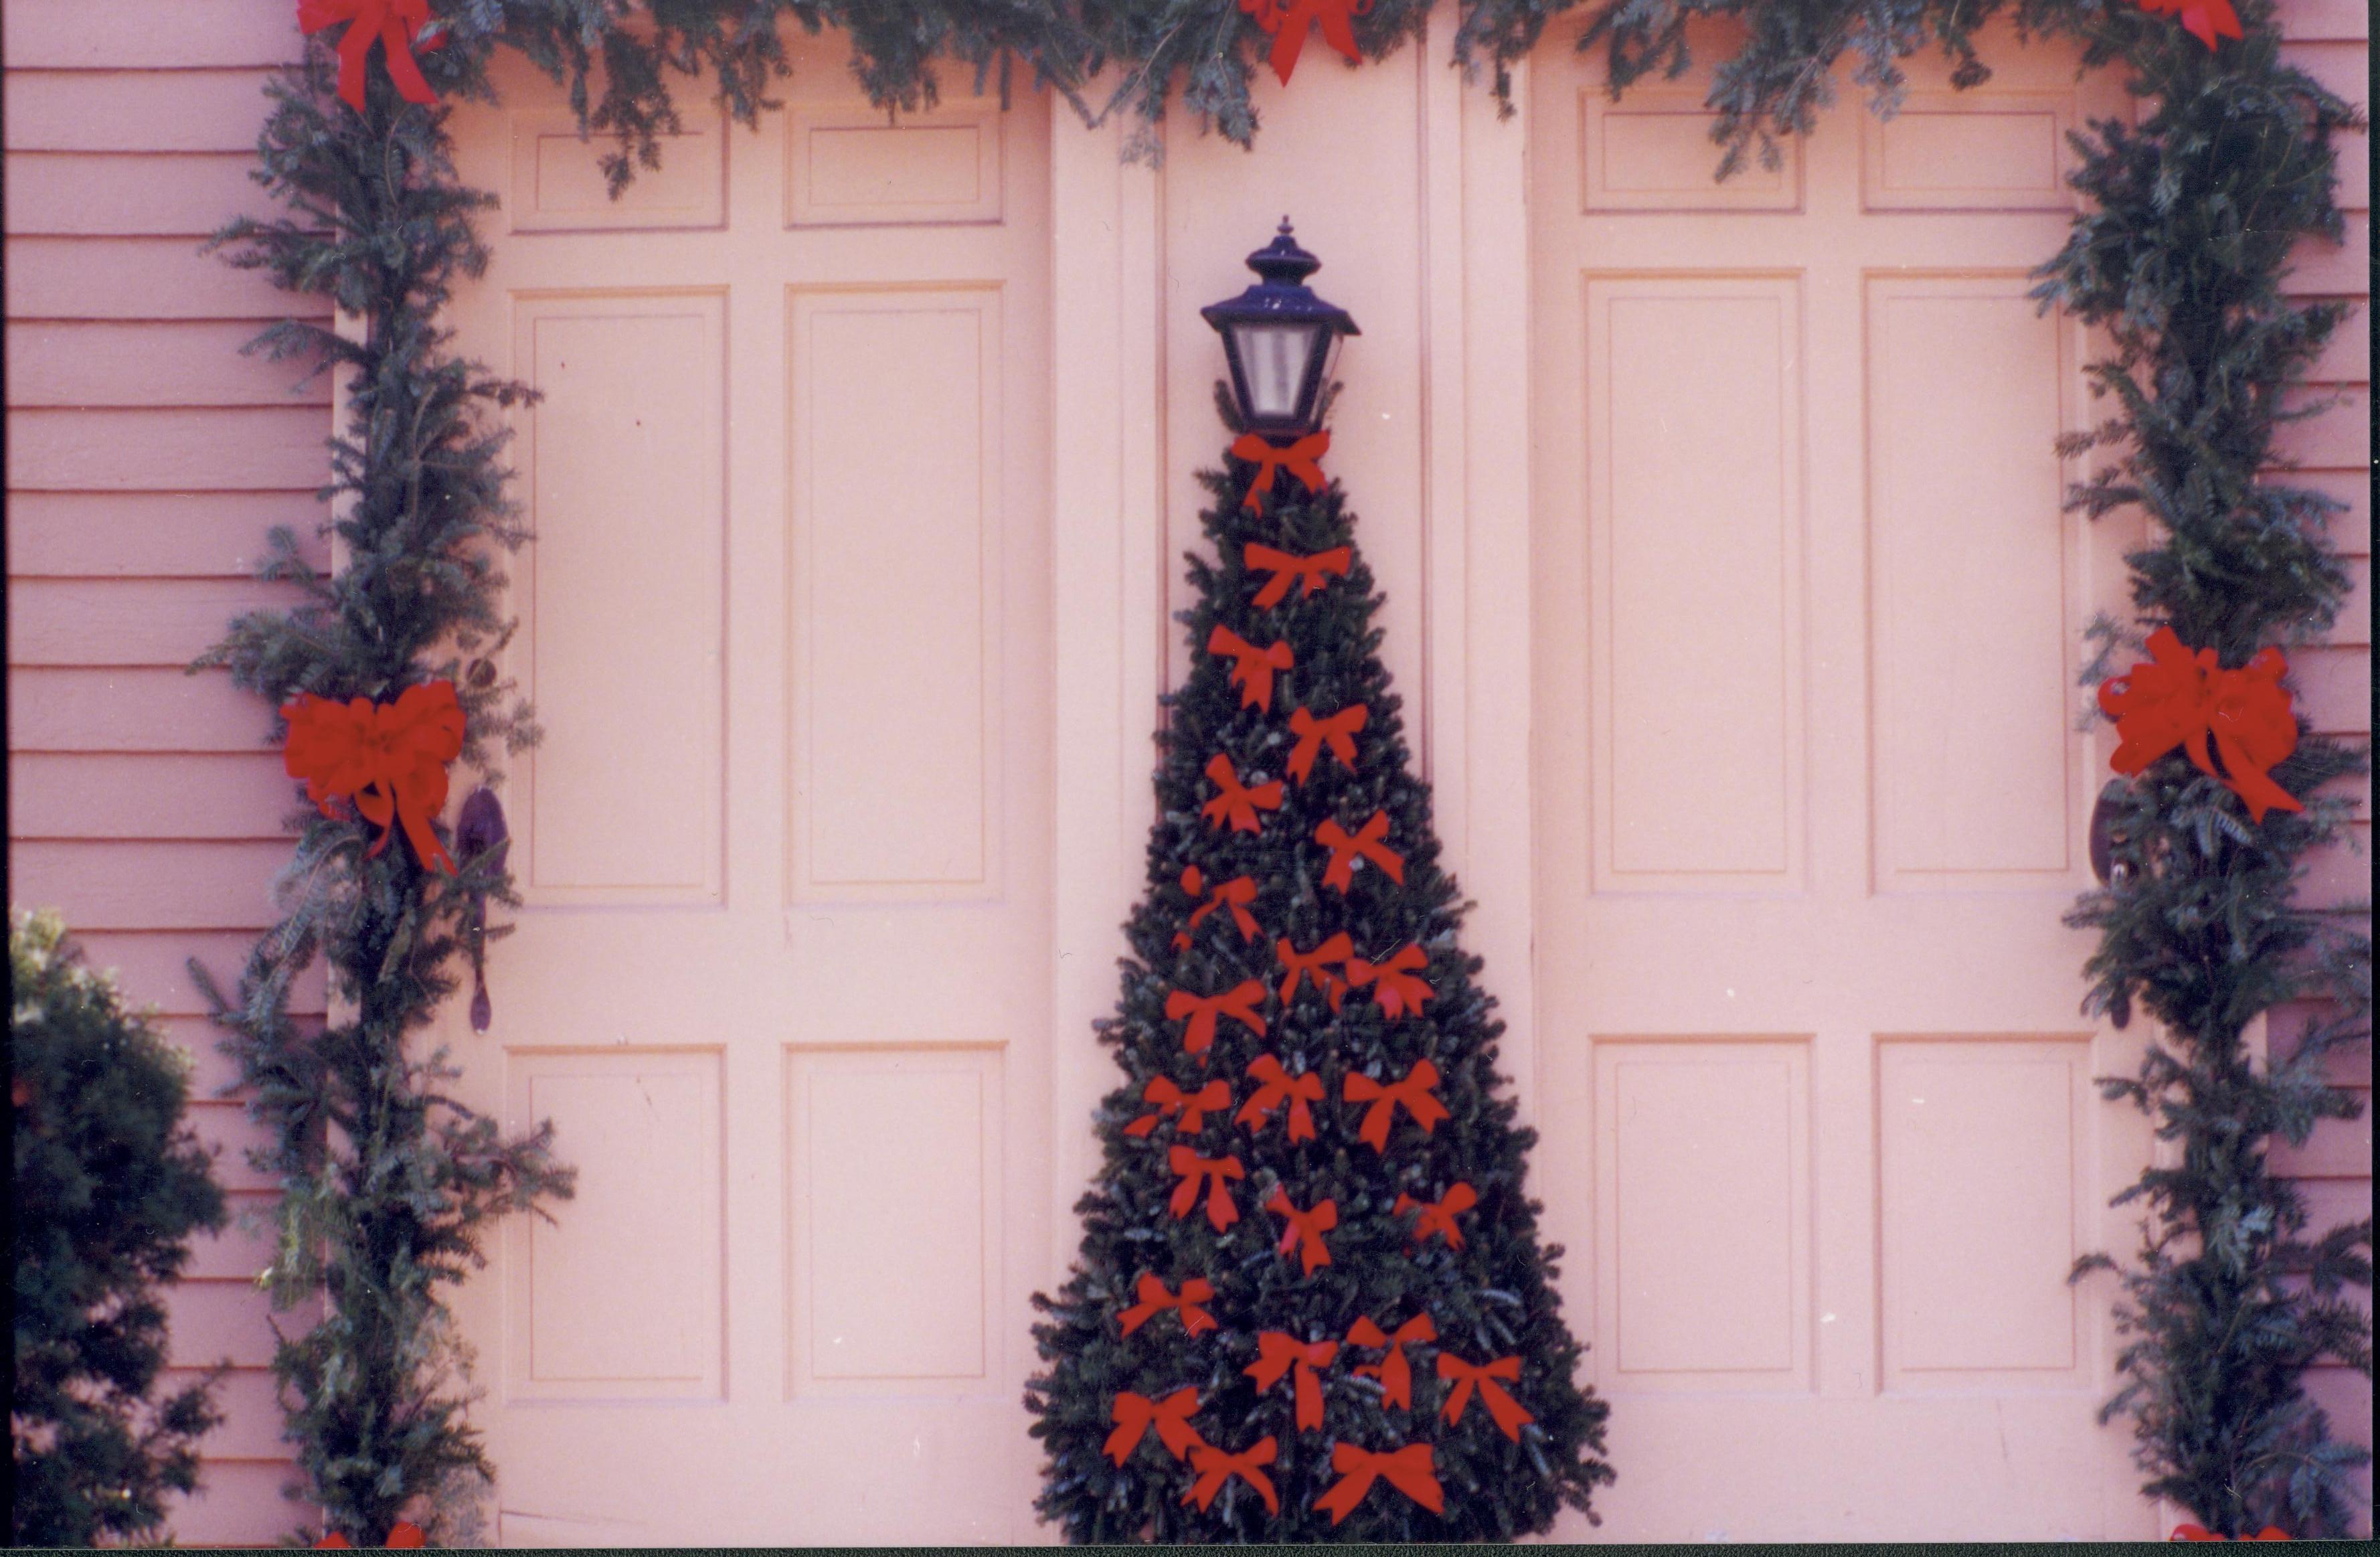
[6,1,326,1541]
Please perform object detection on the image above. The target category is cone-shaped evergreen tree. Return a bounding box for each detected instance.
[1025,383,1613,1541]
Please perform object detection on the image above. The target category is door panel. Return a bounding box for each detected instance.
[441,32,1051,1544]
[1530,19,2150,1540]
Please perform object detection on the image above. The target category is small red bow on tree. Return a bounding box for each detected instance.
[2133,0,2243,52]
[1119,1272,1219,1337]
[1345,944,1433,1018]
[315,1523,426,1549]
[298,0,446,112]
[1266,1188,1338,1274]
[1275,932,1353,1010]
[1246,542,1352,607]
[1125,1075,1233,1137]
[1315,811,1404,892]
[282,680,465,872]
[1106,1387,1205,1465]
[1286,703,1367,783]
[1179,867,1262,945]
[1203,754,1285,833]
[1238,1054,1325,1142]
[1313,1441,1443,1524]
[1209,625,1296,713]
[1169,1146,1247,1230]
[1183,1437,1280,1513]
[1246,1331,1339,1429]
[1438,1351,1534,1441]
[2172,1526,2290,1541]
[1165,979,1269,1058]
[1239,0,1369,86]
[1231,430,1331,511]
[1343,1058,1448,1151]
[2100,626,2303,822]
[1345,1314,1436,1410]
[1395,1181,1476,1249]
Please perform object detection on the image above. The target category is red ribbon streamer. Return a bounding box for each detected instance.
[1438,1352,1534,1441]
[2134,0,2243,51]
[1246,542,1352,608]
[1238,1054,1325,1142]
[1343,1058,1448,1151]
[282,680,464,872]
[1238,0,1369,87]
[297,0,445,112]
[1265,1188,1337,1275]
[1169,1146,1247,1230]
[1126,1075,1233,1137]
[1209,625,1296,714]
[1231,430,1331,512]
[1203,753,1285,834]
[1182,1437,1280,1514]
[2100,627,2303,823]
[1312,1441,1444,1525]
[1246,1331,1339,1429]
[1345,1314,1436,1410]
[1395,1181,1476,1249]
[1315,811,1404,892]
[1345,944,1432,1019]
[1286,703,1367,783]
[1275,932,1353,1010]
[1119,1273,1219,1337]
[1106,1386,1205,1466]
[1166,979,1269,1059]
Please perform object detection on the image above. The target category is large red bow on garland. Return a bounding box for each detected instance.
[1246,1331,1339,1429]
[1119,1272,1219,1337]
[297,0,446,112]
[1395,1181,1476,1249]
[1231,430,1331,511]
[282,681,464,872]
[1183,1437,1280,1513]
[1345,1314,1436,1410]
[1315,811,1404,892]
[1238,1054,1325,1142]
[1266,1188,1337,1274]
[1343,1058,1448,1151]
[1209,625,1296,713]
[1246,542,1352,608]
[1345,944,1432,1018]
[1438,1352,1534,1441]
[315,1523,425,1549]
[2133,0,2243,52]
[1312,1441,1443,1524]
[1276,932,1353,1010]
[1166,979,1269,1058]
[1239,0,1369,86]
[1203,754,1284,834]
[1106,1386,1205,1465]
[1286,703,1367,783]
[1169,1146,1247,1229]
[2099,627,2303,823]
[1126,1075,1232,1137]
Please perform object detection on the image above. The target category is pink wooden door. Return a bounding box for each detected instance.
[436,35,1053,1544]
[1528,19,2154,1540]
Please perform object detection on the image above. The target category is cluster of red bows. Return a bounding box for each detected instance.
[282,680,465,872]
[297,1,445,112]
[2099,627,2302,823]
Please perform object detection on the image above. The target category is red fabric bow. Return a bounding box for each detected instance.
[2172,1526,2290,1542]
[1246,542,1353,608]
[1238,1054,1325,1142]
[1312,1441,1443,1524]
[1209,625,1296,714]
[1119,1272,1219,1337]
[1231,430,1331,512]
[1181,867,1262,943]
[1106,1386,1205,1465]
[2100,627,2303,823]
[2133,0,2243,51]
[1203,754,1284,834]
[1343,1058,1448,1151]
[1238,0,1369,87]
[1182,1437,1280,1514]
[1286,703,1367,783]
[1315,811,1404,893]
[1169,1146,1247,1230]
[1438,1352,1533,1441]
[1345,944,1433,1018]
[1166,979,1269,1059]
[282,680,464,872]
[1265,1188,1338,1275]
[315,1522,426,1549]
[297,0,445,112]
[1395,1181,1476,1249]
[1126,1075,1233,1137]
[1345,1314,1436,1410]
[1246,1331,1339,1429]
[1275,932,1353,1010]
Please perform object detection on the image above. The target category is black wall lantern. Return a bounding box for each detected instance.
[1201,218,1360,439]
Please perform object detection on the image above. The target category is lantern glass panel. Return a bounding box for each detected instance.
[1234,323,1320,422]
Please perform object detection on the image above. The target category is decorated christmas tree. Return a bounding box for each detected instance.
[1025,233,1612,1542]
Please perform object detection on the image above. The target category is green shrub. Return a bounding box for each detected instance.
[12,908,230,1546]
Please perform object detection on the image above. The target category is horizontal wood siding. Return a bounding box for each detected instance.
[5,1,318,1542]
